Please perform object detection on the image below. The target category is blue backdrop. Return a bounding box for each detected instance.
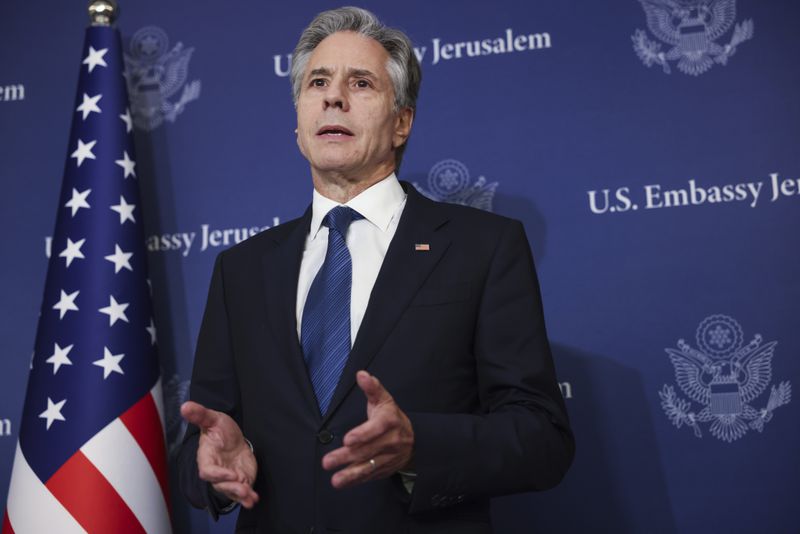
[1,1,798,532]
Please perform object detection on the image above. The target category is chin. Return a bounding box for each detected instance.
[312,153,361,171]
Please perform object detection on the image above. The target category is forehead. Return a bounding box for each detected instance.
[305,31,390,76]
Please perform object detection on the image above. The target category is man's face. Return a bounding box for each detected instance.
[296,31,413,183]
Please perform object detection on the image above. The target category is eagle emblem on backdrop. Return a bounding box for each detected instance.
[659,315,791,442]
[632,0,754,76]
[123,26,201,130]
[413,159,498,211]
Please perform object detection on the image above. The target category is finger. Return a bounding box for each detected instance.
[323,430,395,471]
[212,481,260,509]
[331,454,391,489]
[343,414,391,447]
[322,443,374,471]
[181,401,218,430]
[356,371,392,406]
[198,463,240,484]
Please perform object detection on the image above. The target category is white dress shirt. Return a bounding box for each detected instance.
[296,173,407,345]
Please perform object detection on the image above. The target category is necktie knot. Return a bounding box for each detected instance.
[323,206,363,236]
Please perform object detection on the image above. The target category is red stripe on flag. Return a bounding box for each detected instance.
[46,451,145,534]
[2,510,14,534]
[120,392,171,511]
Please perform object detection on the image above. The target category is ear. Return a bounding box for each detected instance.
[392,107,414,149]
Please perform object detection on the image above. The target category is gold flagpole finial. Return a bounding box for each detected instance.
[88,0,118,27]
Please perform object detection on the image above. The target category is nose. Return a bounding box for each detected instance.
[323,80,349,111]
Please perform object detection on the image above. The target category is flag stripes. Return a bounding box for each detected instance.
[5,389,171,532]
[47,450,146,533]
[119,390,171,511]
[6,445,85,533]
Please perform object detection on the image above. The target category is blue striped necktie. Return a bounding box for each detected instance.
[302,206,363,415]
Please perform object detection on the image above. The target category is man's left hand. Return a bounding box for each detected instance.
[322,370,414,489]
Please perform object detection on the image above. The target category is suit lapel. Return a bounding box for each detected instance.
[322,184,451,424]
[260,206,322,421]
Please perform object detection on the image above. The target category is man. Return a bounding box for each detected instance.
[179,6,574,533]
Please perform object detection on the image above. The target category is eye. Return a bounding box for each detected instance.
[354,79,371,89]
[310,78,326,87]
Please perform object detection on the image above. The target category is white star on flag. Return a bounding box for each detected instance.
[104,244,133,273]
[39,397,67,430]
[146,318,157,345]
[59,237,86,267]
[120,108,133,133]
[70,138,97,167]
[76,93,102,120]
[64,187,92,217]
[45,342,74,374]
[99,295,129,326]
[110,195,136,224]
[115,150,136,178]
[93,347,125,379]
[52,289,80,319]
[82,46,108,73]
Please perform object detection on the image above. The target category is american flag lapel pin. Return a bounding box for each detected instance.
[414,243,430,251]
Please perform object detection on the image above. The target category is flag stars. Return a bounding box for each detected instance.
[110,195,136,224]
[82,46,108,73]
[65,188,91,217]
[93,347,125,379]
[39,397,67,430]
[59,237,86,267]
[46,343,74,374]
[70,139,97,167]
[115,151,136,178]
[76,93,102,120]
[53,289,79,319]
[146,318,157,345]
[104,244,133,273]
[120,108,133,133]
[99,295,129,326]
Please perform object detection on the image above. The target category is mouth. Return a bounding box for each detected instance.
[316,125,354,137]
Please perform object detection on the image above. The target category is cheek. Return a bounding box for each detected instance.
[296,134,307,159]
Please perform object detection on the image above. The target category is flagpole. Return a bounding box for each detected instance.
[88,0,117,27]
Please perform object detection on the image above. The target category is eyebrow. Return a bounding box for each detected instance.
[308,67,333,78]
[348,68,376,79]
[307,66,377,79]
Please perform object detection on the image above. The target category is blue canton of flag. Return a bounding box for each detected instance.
[3,25,171,534]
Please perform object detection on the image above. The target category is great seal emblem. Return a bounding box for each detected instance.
[124,26,201,130]
[659,314,791,442]
[414,159,498,212]
[632,0,754,76]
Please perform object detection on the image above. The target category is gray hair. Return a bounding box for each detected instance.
[290,7,422,168]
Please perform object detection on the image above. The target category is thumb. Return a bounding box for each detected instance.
[181,401,219,430]
[357,370,391,406]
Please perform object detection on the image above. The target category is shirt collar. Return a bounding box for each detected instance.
[309,173,406,239]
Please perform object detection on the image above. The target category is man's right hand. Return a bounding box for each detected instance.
[180,401,259,509]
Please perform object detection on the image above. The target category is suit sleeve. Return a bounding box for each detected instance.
[177,252,242,518]
[405,219,575,513]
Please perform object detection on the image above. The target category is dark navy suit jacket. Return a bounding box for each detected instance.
[178,183,574,533]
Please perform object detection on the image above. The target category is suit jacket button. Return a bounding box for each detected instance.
[317,429,334,444]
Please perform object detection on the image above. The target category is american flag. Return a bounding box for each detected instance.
[2,25,171,534]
